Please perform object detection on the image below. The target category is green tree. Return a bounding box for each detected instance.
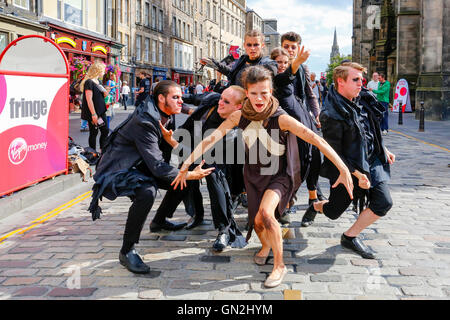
[326,54,352,87]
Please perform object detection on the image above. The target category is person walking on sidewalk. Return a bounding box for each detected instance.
[135,72,151,107]
[370,73,390,135]
[121,81,130,110]
[305,62,396,259]
[171,66,353,288]
[88,80,214,274]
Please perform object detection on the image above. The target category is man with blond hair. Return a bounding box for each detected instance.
[303,62,396,259]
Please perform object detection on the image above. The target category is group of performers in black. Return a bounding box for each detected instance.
[88,29,395,288]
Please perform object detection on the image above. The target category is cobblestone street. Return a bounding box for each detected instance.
[0,113,449,300]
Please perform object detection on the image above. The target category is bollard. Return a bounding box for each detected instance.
[419,101,425,132]
[398,104,403,125]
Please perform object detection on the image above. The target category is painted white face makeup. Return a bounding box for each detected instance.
[246,80,272,113]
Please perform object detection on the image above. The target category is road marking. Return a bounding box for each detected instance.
[0,191,93,245]
[390,130,450,153]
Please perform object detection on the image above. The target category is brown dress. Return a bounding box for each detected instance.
[238,107,302,240]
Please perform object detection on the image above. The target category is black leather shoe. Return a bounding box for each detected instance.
[301,204,317,227]
[119,249,150,274]
[150,219,187,232]
[185,215,204,230]
[212,232,229,252]
[318,194,327,202]
[240,193,248,208]
[340,234,375,259]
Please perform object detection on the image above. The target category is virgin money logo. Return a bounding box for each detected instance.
[8,138,28,165]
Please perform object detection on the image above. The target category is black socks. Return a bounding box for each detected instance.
[343,233,356,241]
[120,241,135,255]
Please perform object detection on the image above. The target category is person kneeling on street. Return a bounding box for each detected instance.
[88,80,214,274]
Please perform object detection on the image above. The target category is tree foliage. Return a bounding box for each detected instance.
[326,54,353,87]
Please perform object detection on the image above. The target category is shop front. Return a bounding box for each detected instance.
[120,63,135,104]
[171,68,194,86]
[152,67,168,82]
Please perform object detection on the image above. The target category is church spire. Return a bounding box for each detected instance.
[330,27,340,61]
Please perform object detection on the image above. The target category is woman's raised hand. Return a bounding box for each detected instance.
[295,45,311,65]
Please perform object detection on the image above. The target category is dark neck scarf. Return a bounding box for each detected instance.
[241,96,279,122]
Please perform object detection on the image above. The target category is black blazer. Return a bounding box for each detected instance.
[320,85,388,182]
[93,95,178,185]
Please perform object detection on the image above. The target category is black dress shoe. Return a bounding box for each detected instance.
[119,249,150,274]
[212,232,230,252]
[340,234,375,259]
[150,219,187,232]
[301,204,317,227]
[185,216,204,230]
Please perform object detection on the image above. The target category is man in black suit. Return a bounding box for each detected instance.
[88,80,213,274]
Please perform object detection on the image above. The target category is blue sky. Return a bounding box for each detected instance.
[246,0,353,76]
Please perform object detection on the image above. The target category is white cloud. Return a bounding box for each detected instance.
[247,0,353,74]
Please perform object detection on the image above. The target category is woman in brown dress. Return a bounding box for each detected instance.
[172,66,354,288]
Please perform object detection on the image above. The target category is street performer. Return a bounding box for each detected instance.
[171,66,353,288]
[152,86,247,252]
[88,80,214,274]
[304,62,396,259]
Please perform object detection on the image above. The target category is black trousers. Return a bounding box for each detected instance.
[156,167,233,232]
[306,146,322,192]
[323,176,393,220]
[87,113,109,151]
[122,94,128,109]
[122,179,189,245]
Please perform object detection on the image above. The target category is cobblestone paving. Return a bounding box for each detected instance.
[0,120,449,300]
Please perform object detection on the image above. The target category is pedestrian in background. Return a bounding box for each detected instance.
[80,61,109,152]
[135,72,151,106]
[121,81,130,110]
[370,73,390,135]
[105,73,119,129]
[367,72,379,98]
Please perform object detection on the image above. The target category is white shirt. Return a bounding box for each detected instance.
[195,84,204,94]
[121,85,130,95]
[367,80,379,97]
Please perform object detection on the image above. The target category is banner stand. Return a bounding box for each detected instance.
[0,35,70,197]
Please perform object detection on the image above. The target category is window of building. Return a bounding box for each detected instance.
[200,24,203,40]
[117,0,121,24]
[107,0,113,25]
[145,2,150,26]
[136,35,142,61]
[57,0,83,26]
[178,19,181,37]
[206,1,210,19]
[125,0,129,25]
[152,39,157,63]
[136,0,141,24]
[159,41,163,64]
[158,9,163,31]
[124,34,129,58]
[183,22,186,39]
[0,32,8,53]
[152,6,157,29]
[194,21,197,37]
[172,17,177,35]
[188,24,191,41]
[200,0,203,13]
[13,0,30,10]
[145,38,149,61]
[213,5,216,22]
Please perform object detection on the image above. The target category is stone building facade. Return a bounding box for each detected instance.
[352,0,449,120]
[263,19,280,55]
